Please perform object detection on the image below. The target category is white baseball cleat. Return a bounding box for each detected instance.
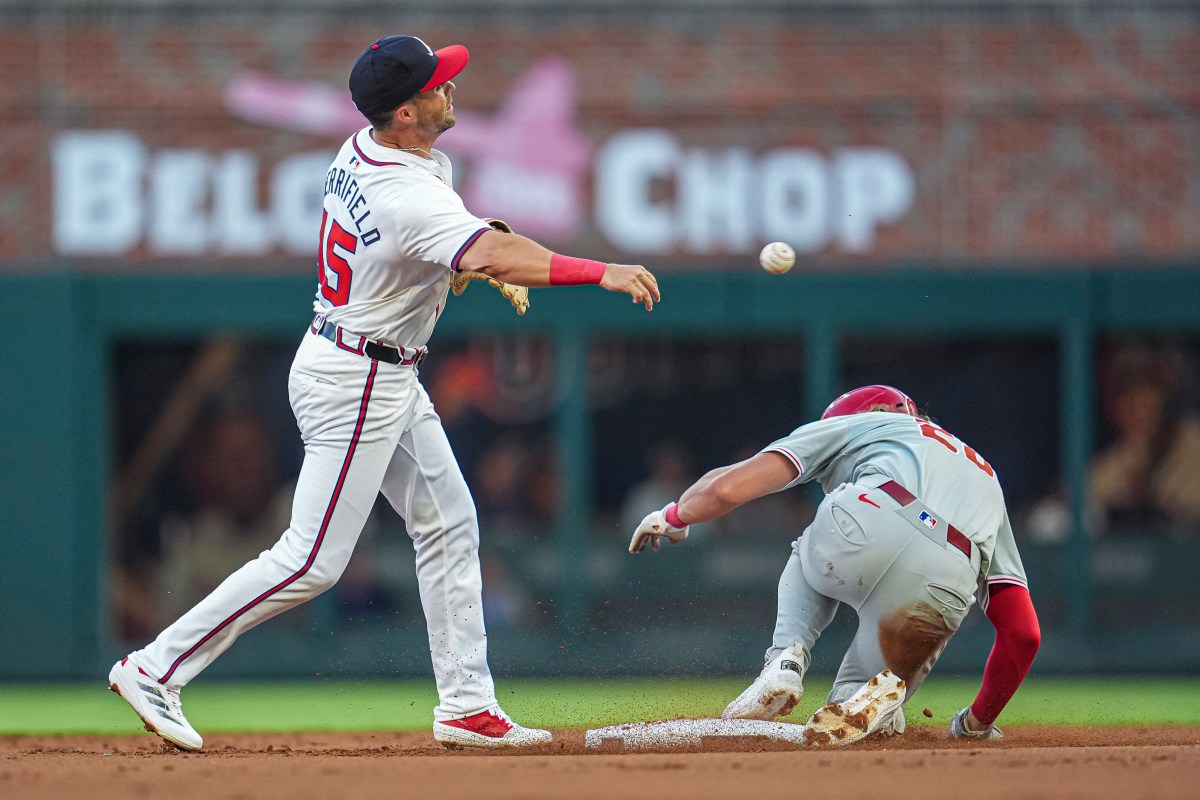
[108,657,203,751]
[948,706,1004,740]
[884,704,907,736]
[803,668,906,746]
[722,645,807,720]
[433,707,553,748]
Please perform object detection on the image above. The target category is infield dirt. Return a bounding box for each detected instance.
[3,727,1197,800]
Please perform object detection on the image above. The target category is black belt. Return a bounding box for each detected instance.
[878,480,973,559]
[310,315,426,367]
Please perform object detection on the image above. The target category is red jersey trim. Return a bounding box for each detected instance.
[987,576,1028,589]
[763,446,804,478]
[979,576,1029,612]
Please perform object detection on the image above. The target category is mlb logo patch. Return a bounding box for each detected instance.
[918,511,938,529]
[349,156,360,171]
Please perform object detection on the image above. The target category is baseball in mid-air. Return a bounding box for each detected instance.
[759,241,796,274]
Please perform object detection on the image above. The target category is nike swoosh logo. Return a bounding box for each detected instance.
[859,493,881,508]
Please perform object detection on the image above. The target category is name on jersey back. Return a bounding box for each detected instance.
[325,165,381,247]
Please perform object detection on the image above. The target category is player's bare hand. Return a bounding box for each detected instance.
[601,263,661,311]
[629,505,689,554]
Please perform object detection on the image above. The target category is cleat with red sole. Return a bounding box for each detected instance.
[433,707,552,748]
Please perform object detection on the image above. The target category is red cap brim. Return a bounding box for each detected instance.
[420,45,469,92]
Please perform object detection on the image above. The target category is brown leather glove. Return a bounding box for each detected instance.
[447,218,530,315]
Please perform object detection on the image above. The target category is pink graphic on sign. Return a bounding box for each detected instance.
[222,58,591,238]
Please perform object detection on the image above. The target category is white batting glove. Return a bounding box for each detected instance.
[629,504,690,554]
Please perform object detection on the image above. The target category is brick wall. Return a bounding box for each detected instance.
[2,6,1197,270]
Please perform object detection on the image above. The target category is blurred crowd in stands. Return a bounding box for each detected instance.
[109,335,1200,641]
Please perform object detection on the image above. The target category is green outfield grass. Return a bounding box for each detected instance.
[1,677,1198,736]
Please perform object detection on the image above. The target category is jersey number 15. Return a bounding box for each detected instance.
[318,211,356,307]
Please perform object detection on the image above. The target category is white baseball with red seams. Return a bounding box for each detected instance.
[759,241,796,274]
[123,127,525,732]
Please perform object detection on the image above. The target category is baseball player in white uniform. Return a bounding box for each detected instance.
[630,385,1041,745]
[109,34,661,751]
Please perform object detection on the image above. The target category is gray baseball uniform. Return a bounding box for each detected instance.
[761,411,1028,703]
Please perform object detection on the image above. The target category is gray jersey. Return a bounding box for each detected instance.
[764,412,1028,608]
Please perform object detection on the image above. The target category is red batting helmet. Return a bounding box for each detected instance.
[821,385,919,420]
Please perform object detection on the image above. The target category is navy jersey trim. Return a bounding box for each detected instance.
[451,227,490,272]
[351,132,410,168]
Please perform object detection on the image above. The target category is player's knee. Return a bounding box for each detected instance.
[303,573,339,596]
[414,507,478,542]
[295,560,346,596]
[1001,597,1041,659]
[450,495,480,531]
[1010,619,1041,658]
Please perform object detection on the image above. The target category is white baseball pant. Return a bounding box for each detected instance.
[133,330,497,720]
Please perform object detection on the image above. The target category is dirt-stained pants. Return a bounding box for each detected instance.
[768,481,982,704]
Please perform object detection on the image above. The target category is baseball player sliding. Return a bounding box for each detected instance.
[109,34,660,751]
[630,386,1040,744]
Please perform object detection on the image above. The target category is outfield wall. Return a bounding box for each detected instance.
[3,267,1199,680]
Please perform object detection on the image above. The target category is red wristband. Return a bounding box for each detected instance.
[549,253,606,286]
[664,503,686,528]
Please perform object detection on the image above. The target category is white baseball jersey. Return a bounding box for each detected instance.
[315,127,491,347]
[763,412,1029,608]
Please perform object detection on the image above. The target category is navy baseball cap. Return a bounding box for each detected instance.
[349,35,469,117]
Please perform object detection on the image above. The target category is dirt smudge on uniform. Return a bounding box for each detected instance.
[878,601,954,685]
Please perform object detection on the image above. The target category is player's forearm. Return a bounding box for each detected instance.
[674,467,746,524]
[971,584,1041,726]
[459,231,602,288]
[675,453,796,525]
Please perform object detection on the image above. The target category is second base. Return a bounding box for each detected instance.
[585,718,807,749]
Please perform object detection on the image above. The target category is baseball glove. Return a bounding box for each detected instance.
[448,218,530,315]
